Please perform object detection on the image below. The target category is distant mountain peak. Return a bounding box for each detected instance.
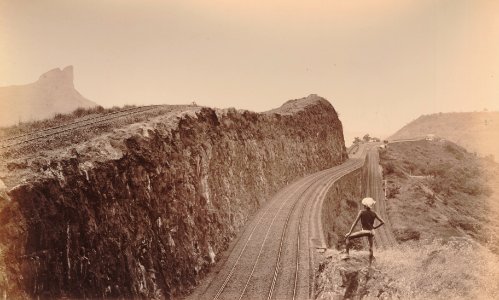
[0,66,97,127]
[37,65,74,88]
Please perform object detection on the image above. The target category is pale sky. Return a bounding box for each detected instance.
[1,0,498,144]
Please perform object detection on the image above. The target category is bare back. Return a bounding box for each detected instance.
[360,210,376,230]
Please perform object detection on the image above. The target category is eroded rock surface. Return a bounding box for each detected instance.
[0,95,347,299]
[315,250,397,300]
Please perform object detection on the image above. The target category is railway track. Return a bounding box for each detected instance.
[207,169,322,300]
[388,137,426,144]
[186,142,396,300]
[211,167,334,300]
[188,149,370,300]
[0,102,397,297]
[0,106,144,143]
[365,148,397,248]
[270,160,363,300]
[0,105,170,150]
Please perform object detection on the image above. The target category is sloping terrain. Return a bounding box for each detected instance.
[388,112,499,161]
[0,94,347,299]
[0,66,97,127]
[315,140,499,299]
[379,140,499,250]
[316,240,499,300]
[375,140,499,299]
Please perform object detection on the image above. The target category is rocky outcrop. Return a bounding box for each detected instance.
[0,95,347,298]
[315,250,397,299]
[0,66,97,127]
[37,66,75,87]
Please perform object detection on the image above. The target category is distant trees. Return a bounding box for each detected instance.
[353,134,382,144]
[485,154,495,162]
[352,134,382,143]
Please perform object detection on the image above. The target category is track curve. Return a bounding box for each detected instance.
[188,144,374,300]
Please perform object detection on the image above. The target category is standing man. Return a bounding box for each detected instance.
[343,197,385,263]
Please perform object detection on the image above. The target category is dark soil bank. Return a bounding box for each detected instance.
[0,95,347,299]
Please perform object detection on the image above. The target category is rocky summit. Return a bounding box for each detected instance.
[0,66,97,127]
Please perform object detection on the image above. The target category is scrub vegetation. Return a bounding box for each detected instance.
[316,139,499,299]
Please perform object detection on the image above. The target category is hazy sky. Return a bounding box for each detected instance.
[1,0,498,143]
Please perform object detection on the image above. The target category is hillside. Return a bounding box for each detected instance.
[388,112,499,161]
[377,140,499,298]
[0,66,97,127]
[0,95,347,299]
[315,140,499,299]
[379,140,499,251]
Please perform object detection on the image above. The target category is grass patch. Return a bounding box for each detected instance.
[0,105,137,139]
[376,239,499,299]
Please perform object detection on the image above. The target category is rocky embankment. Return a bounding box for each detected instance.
[321,158,367,251]
[315,250,398,300]
[0,95,347,299]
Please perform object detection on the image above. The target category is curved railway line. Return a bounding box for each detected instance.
[187,142,396,300]
[211,166,337,300]
[188,143,376,300]
[1,105,395,299]
[0,100,398,299]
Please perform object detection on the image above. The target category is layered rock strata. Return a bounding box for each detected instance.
[0,95,347,298]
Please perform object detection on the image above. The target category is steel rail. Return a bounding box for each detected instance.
[209,146,379,299]
[306,159,365,298]
[290,165,356,300]
[0,105,152,143]
[237,178,317,300]
[0,105,166,149]
[211,167,333,300]
[265,170,333,300]
[262,161,359,300]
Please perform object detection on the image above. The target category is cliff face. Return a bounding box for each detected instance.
[0,95,347,298]
[0,66,97,127]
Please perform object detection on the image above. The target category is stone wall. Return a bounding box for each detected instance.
[321,158,368,249]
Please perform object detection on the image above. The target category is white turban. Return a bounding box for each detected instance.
[361,197,376,208]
